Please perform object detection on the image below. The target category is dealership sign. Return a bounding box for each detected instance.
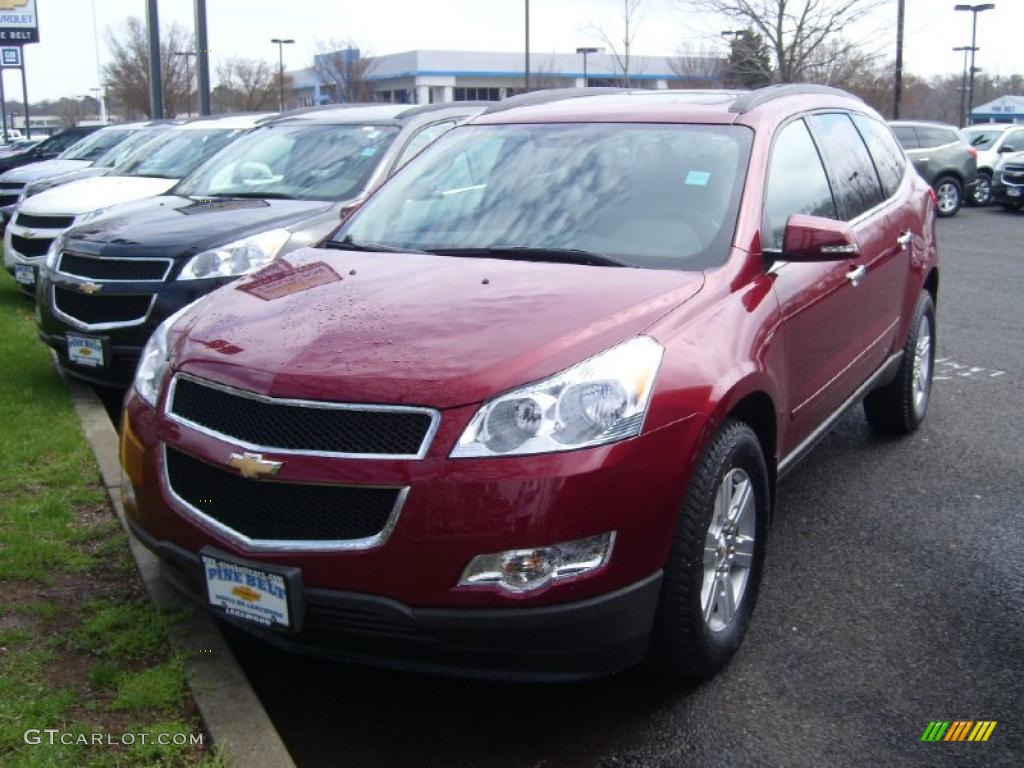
[0,0,38,45]
[1,46,20,66]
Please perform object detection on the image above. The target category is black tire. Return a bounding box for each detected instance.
[650,419,769,682]
[967,171,992,206]
[863,291,935,435]
[998,202,1023,212]
[934,176,962,218]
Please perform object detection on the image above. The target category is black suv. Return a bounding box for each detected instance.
[0,126,100,187]
[37,102,490,388]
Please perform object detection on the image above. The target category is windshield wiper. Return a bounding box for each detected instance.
[218,192,295,200]
[325,235,427,254]
[430,246,630,268]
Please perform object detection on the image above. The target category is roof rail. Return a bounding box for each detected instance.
[395,100,495,119]
[729,84,862,113]
[483,87,631,114]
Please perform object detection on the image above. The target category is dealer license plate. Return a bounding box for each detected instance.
[66,333,105,368]
[14,264,34,287]
[1008,187,1021,198]
[202,553,292,628]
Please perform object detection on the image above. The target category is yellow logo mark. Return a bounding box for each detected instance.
[231,585,261,603]
[228,452,282,480]
[0,1,30,11]
[78,282,102,295]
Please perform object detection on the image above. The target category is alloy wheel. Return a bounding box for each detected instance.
[701,468,756,633]
[974,176,992,206]
[936,182,960,215]
[912,313,933,419]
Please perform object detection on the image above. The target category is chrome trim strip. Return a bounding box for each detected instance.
[51,283,157,332]
[56,251,174,283]
[160,443,409,553]
[165,372,442,461]
[778,350,904,478]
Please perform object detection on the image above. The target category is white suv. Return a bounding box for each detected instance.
[960,123,1024,205]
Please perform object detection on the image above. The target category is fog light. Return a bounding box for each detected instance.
[459,532,615,593]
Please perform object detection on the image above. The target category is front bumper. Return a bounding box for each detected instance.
[129,516,661,680]
[991,173,1024,205]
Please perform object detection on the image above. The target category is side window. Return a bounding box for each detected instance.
[851,114,906,199]
[394,121,457,169]
[808,113,885,219]
[764,118,838,250]
[891,126,919,150]
[1003,129,1024,152]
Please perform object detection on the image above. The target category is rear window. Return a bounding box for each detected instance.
[334,123,754,271]
[961,127,1002,150]
[915,126,960,149]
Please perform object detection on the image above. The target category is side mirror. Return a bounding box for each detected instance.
[780,214,859,261]
[998,144,1016,153]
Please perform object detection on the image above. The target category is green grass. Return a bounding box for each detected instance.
[0,271,217,767]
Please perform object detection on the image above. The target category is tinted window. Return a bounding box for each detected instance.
[851,114,906,199]
[116,128,238,179]
[39,131,88,155]
[336,123,753,271]
[764,119,837,250]
[891,126,919,149]
[809,113,884,219]
[915,126,959,149]
[59,128,134,161]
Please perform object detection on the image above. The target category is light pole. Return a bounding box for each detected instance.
[955,3,995,126]
[576,47,600,86]
[174,51,196,115]
[271,38,295,112]
[953,45,976,127]
[524,0,530,91]
[90,86,107,124]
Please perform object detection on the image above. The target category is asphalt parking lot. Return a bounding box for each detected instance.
[206,206,1020,767]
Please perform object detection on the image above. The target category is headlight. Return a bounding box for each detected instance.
[43,236,64,272]
[133,302,197,407]
[451,336,663,458]
[177,228,290,281]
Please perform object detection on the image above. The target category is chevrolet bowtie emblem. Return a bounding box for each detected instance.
[78,282,103,295]
[228,452,283,479]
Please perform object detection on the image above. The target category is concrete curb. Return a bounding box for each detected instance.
[61,370,296,768]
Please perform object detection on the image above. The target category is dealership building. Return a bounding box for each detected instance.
[289,49,719,107]
[970,95,1024,124]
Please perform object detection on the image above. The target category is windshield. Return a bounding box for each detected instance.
[961,128,1002,150]
[58,128,134,161]
[96,128,169,169]
[116,127,238,179]
[334,123,752,270]
[176,123,398,201]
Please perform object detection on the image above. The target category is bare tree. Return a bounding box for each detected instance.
[680,0,886,84]
[103,17,194,118]
[313,40,375,103]
[670,43,725,88]
[214,57,284,112]
[591,0,644,87]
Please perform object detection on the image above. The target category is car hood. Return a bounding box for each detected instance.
[173,248,704,409]
[1,159,90,183]
[67,196,336,254]
[18,175,177,216]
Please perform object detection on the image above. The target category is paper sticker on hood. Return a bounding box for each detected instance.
[236,259,342,301]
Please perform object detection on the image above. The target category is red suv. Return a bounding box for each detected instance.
[120,86,938,681]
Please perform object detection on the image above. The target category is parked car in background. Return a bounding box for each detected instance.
[0,138,41,158]
[37,102,489,387]
[990,149,1024,211]
[0,126,100,176]
[960,123,1024,205]
[119,86,938,682]
[0,122,159,222]
[889,121,976,217]
[15,123,174,207]
[3,114,270,294]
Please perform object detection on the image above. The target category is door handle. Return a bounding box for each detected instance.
[897,231,914,250]
[846,265,867,286]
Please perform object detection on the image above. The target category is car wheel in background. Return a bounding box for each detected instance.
[969,171,992,206]
[863,291,936,435]
[934,176,962,218]
[650,419,769,681]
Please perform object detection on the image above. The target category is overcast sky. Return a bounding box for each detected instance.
[8,0,1024,103]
